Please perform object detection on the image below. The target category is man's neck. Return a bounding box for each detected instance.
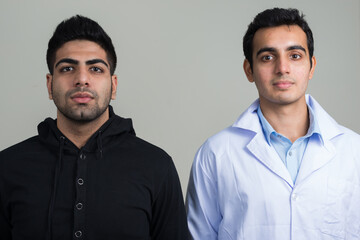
[56,109,109,149]
[260,98,309,143]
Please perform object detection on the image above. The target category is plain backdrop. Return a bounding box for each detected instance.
[1,0,359,196]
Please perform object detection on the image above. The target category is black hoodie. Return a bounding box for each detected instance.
[0,106,188,239]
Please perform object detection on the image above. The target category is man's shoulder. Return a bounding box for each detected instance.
[196,125,249,156]
[308,95,360,141]
[0,135,45,170]
[337,125,360,142]
[128,134,170,156]
[206,126,238,144]
[111,133,173,168]
[0,136,42,157]
[205,107,260,145]
[111,134,179,187]
[196,100,260,156]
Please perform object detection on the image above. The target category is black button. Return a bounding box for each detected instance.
[80,153,86,160]
[77,178,84,185]
[76,203,83,210]
[75,230,82,238]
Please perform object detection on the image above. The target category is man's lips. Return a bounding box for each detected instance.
[273,81,294,89]
[71,92,94,103]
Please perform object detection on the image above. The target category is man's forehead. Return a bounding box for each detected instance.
[252,25,308,52]
[55,40,108,61]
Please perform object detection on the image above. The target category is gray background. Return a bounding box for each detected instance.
[1,0,359,196]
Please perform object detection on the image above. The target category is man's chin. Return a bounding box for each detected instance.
[56,102,109,123]
[60,109,99,123]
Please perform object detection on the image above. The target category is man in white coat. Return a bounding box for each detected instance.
[186,7,360,240]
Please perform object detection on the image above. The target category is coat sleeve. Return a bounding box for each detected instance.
[150,158,189,240]
[186,143,221,240]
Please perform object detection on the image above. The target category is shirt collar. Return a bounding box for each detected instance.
[257,104,321,145]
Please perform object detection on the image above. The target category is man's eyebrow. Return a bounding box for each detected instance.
[256,45,307,57]
[256,47,276,57]
[55,58,79,68]
[86,59,109,68]
[54,58,109,69]
[287,45,306,53]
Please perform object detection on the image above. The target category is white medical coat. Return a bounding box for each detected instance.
[186,95,360,240]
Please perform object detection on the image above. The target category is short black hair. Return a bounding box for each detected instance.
[46,15,117,75]
[243,8,314,69]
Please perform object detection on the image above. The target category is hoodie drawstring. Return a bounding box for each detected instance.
[46,136,65,240]
[97,130,103,159]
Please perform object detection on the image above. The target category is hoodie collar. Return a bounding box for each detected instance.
[37,105,136,152]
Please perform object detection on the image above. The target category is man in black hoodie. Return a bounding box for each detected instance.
[0,15,188,239]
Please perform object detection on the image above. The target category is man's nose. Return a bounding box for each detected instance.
[275,56,290,75]
[74,67,90,87]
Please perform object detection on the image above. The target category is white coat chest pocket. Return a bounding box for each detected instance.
[321,179,360,239]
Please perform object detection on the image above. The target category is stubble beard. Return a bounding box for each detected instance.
[52,86,112,123]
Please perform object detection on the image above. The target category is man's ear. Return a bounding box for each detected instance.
[111,75,118,100]
[46,74,53,100]
[308,56,317,80]
[243,59,254,83]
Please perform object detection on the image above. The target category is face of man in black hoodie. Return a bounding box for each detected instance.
[46,40,118,123]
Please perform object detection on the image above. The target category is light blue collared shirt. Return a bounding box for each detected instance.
[257,104,321,183]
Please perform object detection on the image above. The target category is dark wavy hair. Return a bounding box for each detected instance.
[46,15,117,75]
[243,8,314,70]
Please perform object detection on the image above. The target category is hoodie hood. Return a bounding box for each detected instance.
[37,105,136,152]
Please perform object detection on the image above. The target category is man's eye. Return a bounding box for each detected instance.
[291,54,301,59]
[90,67,103,73]
[60,66,74,72]
[262,55,273,61]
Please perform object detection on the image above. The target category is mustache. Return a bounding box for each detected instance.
[65,87,97,98]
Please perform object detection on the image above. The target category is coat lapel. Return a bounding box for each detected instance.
[234,99,294,188]
[296,136,336,184]
[247,134,294,188]
[295,95,342,184]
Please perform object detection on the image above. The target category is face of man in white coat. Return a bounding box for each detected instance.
[243,24,316,109]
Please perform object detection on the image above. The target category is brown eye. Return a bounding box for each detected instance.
[291,54,301,60]
[262,55,273,61]
[60,66,74,72]
[90,66,103,73]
